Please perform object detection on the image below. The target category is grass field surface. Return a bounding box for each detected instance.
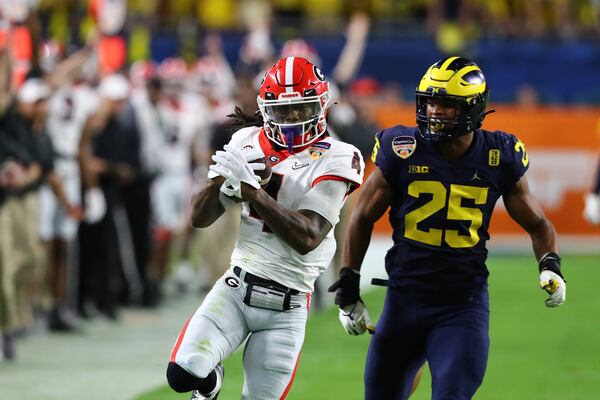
[137,255,599,400]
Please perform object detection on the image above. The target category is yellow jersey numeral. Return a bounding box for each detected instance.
[404,181,489,248]
[371,136,380,163]
[514,140,529,167]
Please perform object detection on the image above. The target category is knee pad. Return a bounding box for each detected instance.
[166,362,216,394]
[166,362,201,393]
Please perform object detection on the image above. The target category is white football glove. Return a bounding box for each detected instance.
[84,187,106,224]
[583,193,600,225]
[209,145,265,200]
[338,301,376,336]
[539,270,566,307]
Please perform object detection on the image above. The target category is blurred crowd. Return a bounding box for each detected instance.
[0,0,389,363]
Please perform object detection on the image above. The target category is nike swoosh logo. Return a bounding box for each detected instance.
[292,161,310,170]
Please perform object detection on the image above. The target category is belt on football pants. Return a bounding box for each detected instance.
[233,266,300,295]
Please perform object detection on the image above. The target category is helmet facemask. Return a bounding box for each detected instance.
[416,91,487,142]
[258,91,330,152]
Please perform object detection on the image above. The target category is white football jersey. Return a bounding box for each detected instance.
[227,127,364,292]
[47,83,98,175]
[159,94,211,175]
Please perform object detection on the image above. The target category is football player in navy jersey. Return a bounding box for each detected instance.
[329,56,567,400]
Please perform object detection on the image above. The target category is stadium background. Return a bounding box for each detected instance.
[0,0,599,399]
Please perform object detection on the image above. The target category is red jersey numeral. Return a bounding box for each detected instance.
[351,151,361,174]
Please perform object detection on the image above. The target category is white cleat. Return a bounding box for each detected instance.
[190,363,224,400]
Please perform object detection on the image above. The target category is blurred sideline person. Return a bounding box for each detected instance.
[583,158,600,225]
[40,64,97,331]
[330,57,566,400]
[78,74,145,318]
[0,76,80,357]
[167,57,364,399]
[130,69,170,305]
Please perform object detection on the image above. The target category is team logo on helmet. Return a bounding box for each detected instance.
[313,66,325,82]
[392,136,417,159]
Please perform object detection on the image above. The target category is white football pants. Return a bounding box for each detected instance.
[170,267,311,400]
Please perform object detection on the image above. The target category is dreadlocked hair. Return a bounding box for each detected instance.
[226,106,264,133]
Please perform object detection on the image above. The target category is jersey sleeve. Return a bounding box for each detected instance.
[311,142,364,192]
[500,133,530,192]
[372,129,400,184]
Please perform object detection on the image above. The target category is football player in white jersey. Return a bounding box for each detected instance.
[167,57,365,399]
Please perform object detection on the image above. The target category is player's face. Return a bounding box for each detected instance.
[425,97,464,134]
[425,98,463,120]
[265,101,320,124]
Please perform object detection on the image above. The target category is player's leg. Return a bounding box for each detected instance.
[241,294,310,399]
[167,269,249,395]
[426,290,490,400]
[365,289,427,400]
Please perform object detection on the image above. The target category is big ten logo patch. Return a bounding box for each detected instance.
[408,165,429,174]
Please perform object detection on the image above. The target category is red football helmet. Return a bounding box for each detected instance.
[257,57,330,151]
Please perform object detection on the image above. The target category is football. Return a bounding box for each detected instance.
[251,156,272,187]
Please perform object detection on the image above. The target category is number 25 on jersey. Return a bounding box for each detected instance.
[405,181,489,248]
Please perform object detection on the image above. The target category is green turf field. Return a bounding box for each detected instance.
[136,255,599,400]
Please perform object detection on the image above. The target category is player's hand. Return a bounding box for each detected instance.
[338,300,375,335]
[540,270,566,307]
[329,267,375,335]
[538,252,566,307]
[209,145,265,200]
[583,193,600,225]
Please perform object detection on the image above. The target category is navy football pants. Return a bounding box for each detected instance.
[365,288,490,400]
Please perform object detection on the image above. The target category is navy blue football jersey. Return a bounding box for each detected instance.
[373,125,529,299]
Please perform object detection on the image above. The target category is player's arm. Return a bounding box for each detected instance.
[190,176,226,228]
[504,175,566,307]
[242,181,342,255]
[504,175,557,259]
[329,167,392,336]
[583,157,600,224]
[342,167,392,272]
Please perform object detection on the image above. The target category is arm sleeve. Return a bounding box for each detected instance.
[372,129,400,183]
[296,179,349,227]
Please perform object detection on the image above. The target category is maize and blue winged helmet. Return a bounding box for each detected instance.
[416,56,490,142]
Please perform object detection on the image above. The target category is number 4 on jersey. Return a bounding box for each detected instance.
[249,173,284,233]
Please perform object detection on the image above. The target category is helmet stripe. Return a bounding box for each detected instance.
[285,56,295,93]
[439,56,460,71]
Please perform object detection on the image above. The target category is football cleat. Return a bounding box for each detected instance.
[190,363,224,400]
